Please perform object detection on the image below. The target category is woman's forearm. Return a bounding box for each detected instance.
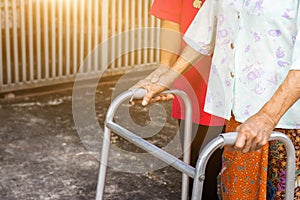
[258,70,300,126]
[160,20,182,66]
[170,45,204,74]
[160,19,204,77]
[153,45,204,87]
[146,20,204,87]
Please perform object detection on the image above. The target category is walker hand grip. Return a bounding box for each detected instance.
[129,88,148,100]
[219,132,238,146]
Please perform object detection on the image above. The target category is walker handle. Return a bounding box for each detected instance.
[129,88,148,100]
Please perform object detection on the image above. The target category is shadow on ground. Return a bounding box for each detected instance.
[0,71,183,200]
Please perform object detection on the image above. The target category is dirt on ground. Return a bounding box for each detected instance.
[0,71,183,200]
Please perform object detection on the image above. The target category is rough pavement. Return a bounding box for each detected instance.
[0,71,183,200]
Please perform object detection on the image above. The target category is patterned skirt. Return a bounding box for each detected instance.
[220,116,300,200]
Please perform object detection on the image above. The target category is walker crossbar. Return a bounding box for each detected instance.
[96,88,193,200]
[106,121,195,178]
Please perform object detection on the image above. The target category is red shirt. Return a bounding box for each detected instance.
[150,0,224,126]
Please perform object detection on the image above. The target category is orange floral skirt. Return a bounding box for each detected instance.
[220,116,300,200]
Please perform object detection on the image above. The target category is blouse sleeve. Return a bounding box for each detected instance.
[183,0,218,56]
[290,3,300,70]
[150,0,182,24]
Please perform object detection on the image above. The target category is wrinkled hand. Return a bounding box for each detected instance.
[235,112,276,153]
[129,65,179,106]
[130,79,174,106]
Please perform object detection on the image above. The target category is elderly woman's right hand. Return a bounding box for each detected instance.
[130,65,179,106]
[130,80,174,106]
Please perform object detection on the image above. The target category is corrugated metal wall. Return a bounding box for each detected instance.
[0,0,160,93]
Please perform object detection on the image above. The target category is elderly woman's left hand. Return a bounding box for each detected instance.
[234,112,277,153]
[234,70,300,153]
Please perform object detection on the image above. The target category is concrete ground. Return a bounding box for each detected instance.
[0,71,183,200]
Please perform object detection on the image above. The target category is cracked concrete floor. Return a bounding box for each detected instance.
[0,72,183,200]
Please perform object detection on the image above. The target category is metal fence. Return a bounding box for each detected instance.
[0,0,160,93]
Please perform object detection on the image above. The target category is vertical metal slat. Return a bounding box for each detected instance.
[43,0,49,79]
[28,0,34,81]
[36,0,42,79]
[87,0,92,72]
[124,0,129,67]
[110,0,116,69]
[130,0,135,65]
[20,0,26,82]
[12,0,19,83]
[117,0,122,68]
[58,0,63,76]
[101,0,109,71]
[137,0,142,65]
[79,0,85,73]
[72,0,78,74]
[0,3,3,86]
[143,0,149,64]
[65,0,71,76]
[4,0,12,84]
[51,0,56,78]
[93,0,99,71]
[149,0,155,63]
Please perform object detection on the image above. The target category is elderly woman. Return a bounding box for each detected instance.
[133,0,300,199]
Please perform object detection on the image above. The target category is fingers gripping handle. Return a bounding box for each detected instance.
[217,131,295,200]
[129,88,148,102]
[193,132,295,200]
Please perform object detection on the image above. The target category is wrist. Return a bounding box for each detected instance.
[145,64,171,83]
[156,68,180,88]
[258,106,279,127]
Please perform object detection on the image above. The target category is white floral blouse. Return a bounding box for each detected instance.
[183,0,300,128]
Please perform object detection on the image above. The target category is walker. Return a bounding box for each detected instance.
[95,88,296,200]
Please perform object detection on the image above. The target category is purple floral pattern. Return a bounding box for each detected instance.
[267,129,300,199]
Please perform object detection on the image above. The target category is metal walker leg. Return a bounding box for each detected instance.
[96,89,194,200]
[95,88,296,200]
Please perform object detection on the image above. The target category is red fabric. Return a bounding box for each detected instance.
[150,0,224,126]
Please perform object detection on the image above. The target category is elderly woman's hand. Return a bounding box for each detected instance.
[130,79,174,106]
[234,112,276,153]
[234,70,300,153]
[130,65,179,106]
